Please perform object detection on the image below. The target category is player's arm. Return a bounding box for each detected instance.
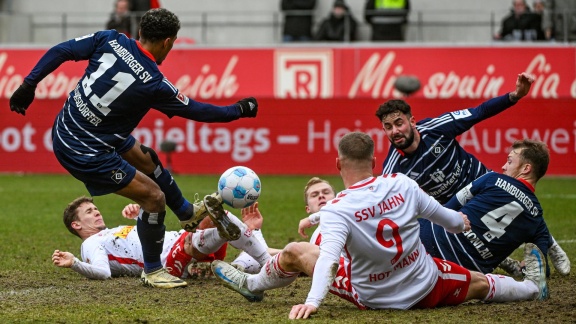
[415,183,469,233]
[298,212,320,238]
[152,81,258,122]
[444,173,491,210]
[436,73,535,137]
[74,243,113,280]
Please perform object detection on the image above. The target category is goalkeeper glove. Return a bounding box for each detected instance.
[10,82,37,116]
[236,97,258,118]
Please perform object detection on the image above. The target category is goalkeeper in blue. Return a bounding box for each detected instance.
[419,139,553,276]
[376,73,569,276]
[9,8,258,288]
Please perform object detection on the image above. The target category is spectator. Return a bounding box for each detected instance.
[494,0,545,41]
[533,0,545,14]
[314,0,357,42]
[281,0,317,42]
[130,0,161,39]
[106,0,132,38]
[543,0,576,42]
[364,0,410,41]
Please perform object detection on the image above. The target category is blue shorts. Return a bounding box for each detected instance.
[52,135,137,196]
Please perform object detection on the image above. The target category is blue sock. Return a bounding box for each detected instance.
[148,167,192,221]
[137,211,166,273]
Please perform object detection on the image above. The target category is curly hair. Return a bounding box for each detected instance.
[139,8,180,42]
[375,99,412,122]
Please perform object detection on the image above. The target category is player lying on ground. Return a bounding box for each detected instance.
[376,72,569,276]
[297,140,557,278]
[211,132,549,319]
[52,197,272,280]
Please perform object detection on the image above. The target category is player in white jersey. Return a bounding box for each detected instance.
[211,132,548,319]
[52,197,271,280]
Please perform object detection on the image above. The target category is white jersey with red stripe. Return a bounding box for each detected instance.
[73,225,181,279]
[305,173,465,310]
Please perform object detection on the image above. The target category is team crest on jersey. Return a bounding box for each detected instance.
[450,109,472,120]
[176,91,189,105]
[114,226,134,239]
[111,169,127,184]
[430,143,445,157]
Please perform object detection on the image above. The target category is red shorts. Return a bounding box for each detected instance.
[413,258,471,308]
[165,232,228,278]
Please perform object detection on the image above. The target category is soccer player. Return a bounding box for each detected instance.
[52,197,271,280]
[376,72,570,276]
[419,139,552,276]
[9,8,258,288]
[211,132,548,318]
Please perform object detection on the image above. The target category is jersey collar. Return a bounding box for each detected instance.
[348,177,377,189]
[517,177,535,192]
[136,40,156,62]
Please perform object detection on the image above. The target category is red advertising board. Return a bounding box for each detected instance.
[1,46,575,175]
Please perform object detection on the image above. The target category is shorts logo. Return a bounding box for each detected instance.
[176,91,189,105]
[111,169,127,184]
[274,50,333,99]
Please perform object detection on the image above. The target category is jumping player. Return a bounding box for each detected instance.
[9,8,258,288]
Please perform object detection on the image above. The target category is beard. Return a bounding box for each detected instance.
[390,127,415,150]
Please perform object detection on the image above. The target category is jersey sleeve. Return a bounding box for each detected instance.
[422,94,516,138]
[304,210,346,308]
[77,240,113,280]
[444,172,492,210]
[24,31,107,86]
[150,78,242,122]
[414,180,465,233]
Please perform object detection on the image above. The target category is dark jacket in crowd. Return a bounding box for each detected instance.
[499,9,545,40]
[281,0,317,40]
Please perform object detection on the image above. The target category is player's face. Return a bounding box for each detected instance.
[381,112,415,150]
[305,182,335,214]
[502,148,526,178]
[74,202,106,234]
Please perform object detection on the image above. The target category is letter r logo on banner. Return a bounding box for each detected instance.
[274,50,333,99]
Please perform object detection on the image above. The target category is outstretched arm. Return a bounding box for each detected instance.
[508,72,535,102]
[241,202,263,230]
[52,250,75,268]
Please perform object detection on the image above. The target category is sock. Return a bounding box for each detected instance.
[226,214,270,266]
[137,209,167,273]
[192,228,227,255]
[147,165,192,222]
[484,274,539,302]
[246,253,299,292]
[231,251,261,274]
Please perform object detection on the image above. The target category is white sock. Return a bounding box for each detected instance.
[226,214,271,266]
[484,274,538,302]
[231,251,261,274]
[246,253,299,292]
[192,228,227,255]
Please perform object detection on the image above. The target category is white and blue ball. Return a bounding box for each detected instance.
[217,166,261,209]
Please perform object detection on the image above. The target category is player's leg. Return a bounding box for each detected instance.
[478,243,548,302]
[120,139,214,232]
[116,171,187,288]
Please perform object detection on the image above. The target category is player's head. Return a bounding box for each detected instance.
[304,177,336,214]
[375,99,417,151]
[337,132,375,172]
[139,8,180,64]
[502,139,550,182]
[63,196,106,239]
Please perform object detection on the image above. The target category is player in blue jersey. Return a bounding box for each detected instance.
[419,139,552,275]
[8,8,259,288]
[375,73,570,276]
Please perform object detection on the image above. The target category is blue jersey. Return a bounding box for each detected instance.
[419,172,550,274]
[382,94,516,204]
[25,30,241,155]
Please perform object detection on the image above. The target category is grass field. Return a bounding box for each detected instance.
[0,174,574,323]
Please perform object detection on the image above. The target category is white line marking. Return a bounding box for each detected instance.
[277,135,299,144]
[540,194,576,199]
[556,239,576,244]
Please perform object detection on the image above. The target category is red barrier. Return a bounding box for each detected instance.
[1,97,575,175]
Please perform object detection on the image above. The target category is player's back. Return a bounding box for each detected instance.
[320,174,438,309]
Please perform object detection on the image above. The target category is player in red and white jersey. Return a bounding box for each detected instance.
[52,196,271,280]
[211,132,549,319]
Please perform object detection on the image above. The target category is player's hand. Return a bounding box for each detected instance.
[289,304,317,319]
[52,250,75,268]
[242,202,263,230]
[122,204,140,219]
[298,217,314,239]
[510,72,535,101]
[460,212,471,232]
[9,82,36,116]
[236,97,258,118]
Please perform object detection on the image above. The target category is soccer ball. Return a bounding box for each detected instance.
[217,166,261,209]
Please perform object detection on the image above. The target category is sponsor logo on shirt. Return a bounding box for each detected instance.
[113,226,134,239]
